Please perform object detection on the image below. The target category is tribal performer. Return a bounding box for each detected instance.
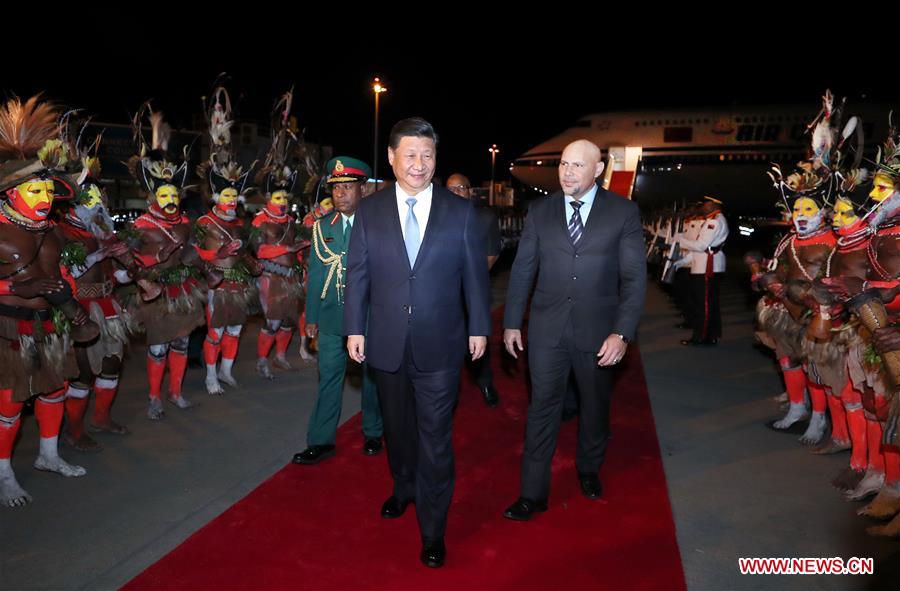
[59,126,135,451]
[756,92,851,448]
[127,104,206,420]
[0,96,98,506]
[195,86,259,395]
[820,125,900,536]
[252,90,306,378]
[815,188,883,497]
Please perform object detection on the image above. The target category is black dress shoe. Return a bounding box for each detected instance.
[363,437,383,456]
[380,495,412,519]
[502,497,548,521]
[291,445,335,465]
[681,338,718,346]
[480,384,500,408]
[578,473,603,499]
[420,538,446,568]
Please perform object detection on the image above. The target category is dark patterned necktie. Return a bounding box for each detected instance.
[568,201,584,244]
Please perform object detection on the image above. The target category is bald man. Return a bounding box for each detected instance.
[502,139,646,520]
[447,173,502,407]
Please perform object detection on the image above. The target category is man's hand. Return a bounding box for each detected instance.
[469,336,487,361]
[306,323,318,339]
[820,276,866,302]
[216,240,243,259]
[10,277,65,298]
[597,334,627,367]
[873,327,900,356]
[503,328,524,358]
[347,335,365,363]
[157,241,182,264]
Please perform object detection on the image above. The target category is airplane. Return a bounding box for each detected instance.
[511,101,892,216]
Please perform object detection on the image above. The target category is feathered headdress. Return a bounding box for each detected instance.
[59,111,104,193]
[255,88,299,197]
[871,112,900,181]
[197,85,255,198]
[126,101,190,194]
[768,89,863,211]
[0,95,72,193]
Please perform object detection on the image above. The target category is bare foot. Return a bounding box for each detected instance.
[88,419,130,435]
[799,412,828,446]
[61,431,103,453]
[257,359,274,380]
[216,370,239,388]
[832,466,866,491]
[0,471,32,508]
[772,403,809,430]
[867,512,900,537]
[812,438,851,455]
[205,376,225,396]
[858,484,900,518]
[147,398,165,420]
[272,355,293,371]
[845,469,885,501]
[167,395,193,410]
[33,454,87,477]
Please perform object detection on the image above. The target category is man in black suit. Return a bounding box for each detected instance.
[502,139,646,520]
[344,118,491,568]
[446,172,502,407]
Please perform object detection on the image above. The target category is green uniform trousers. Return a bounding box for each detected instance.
[306,332,383,445]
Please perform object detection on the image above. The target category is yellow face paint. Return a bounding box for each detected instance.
[270,191,289,207]
[832,199,859,229]
[155,185,180,211]
[869,172,897,203]
[83,184,103,209]
[219,187,239,205]
[792,197,820,221]
[10,179,54,220]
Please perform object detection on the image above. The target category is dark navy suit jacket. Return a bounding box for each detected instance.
[343,185,492,373]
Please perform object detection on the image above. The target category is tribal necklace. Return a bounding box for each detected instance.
[0,203,49,232]
[141,213,182,244]
[790,236,835,280]
[203,211,236,243]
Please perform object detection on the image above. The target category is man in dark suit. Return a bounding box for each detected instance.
[344,118,491,568]
[502,139,646,521]
[446,173,502,407]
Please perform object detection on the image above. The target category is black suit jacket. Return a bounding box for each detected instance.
[503,186,646,351]
[343,185,492,372]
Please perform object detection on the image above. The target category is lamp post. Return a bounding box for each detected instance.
[373,77,387,191]
[489,144,499,206]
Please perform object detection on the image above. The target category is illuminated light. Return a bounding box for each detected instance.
[738,225,754,234]
[536,161,542,166]
[719,155,725,161]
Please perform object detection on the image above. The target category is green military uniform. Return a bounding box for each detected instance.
[305,167,382,447]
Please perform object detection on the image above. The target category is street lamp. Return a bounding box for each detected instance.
[488,144,499,206]
[373,77,387,191]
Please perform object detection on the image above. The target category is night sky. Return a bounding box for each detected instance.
[3,35,894,189]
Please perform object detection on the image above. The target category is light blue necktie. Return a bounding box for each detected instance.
[404,197,421,267]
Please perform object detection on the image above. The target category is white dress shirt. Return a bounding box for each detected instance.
[563,184,598,226]
[396,183,433,240]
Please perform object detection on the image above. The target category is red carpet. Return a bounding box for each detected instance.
[123,311,686,591]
